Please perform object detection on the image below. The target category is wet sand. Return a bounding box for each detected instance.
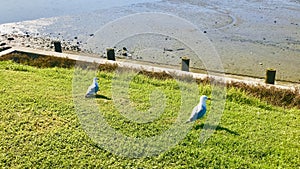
[0,0,299,82]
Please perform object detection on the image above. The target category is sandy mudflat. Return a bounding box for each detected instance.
[0,0,299,83]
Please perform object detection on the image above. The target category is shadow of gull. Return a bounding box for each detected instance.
[195,123,240,136]
[95,94,112,100]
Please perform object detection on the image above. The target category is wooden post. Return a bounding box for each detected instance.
[106,48,115,61]
[265,69,276,84]
[181,56,190,72]
[53,41,62,53]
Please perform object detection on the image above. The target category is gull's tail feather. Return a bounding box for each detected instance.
[85,94,94,98]
[185,119,192,123]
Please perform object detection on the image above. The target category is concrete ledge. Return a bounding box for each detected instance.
[0,47,15,56]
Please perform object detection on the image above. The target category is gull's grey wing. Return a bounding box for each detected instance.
[85,84,97,97]
[187,105,200,122]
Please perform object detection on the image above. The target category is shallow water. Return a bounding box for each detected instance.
[0,0,300,82]
[0,0,159,24]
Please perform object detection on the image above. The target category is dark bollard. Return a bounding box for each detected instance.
[53,41,62,53]
[265,69,276,84]
[106,48,115,61]
[181,56,190,72]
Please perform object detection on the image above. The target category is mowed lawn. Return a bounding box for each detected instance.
[0,61,299,168]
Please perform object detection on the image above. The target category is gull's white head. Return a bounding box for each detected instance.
[200,95,210,103]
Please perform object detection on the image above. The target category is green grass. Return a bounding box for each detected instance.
[0,61,299,168]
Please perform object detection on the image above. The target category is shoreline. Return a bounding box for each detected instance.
[1,33,300,85]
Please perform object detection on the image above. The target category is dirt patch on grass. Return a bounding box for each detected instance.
[0,52,76,68]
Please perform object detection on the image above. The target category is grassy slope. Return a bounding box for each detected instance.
[0,61,299,168]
